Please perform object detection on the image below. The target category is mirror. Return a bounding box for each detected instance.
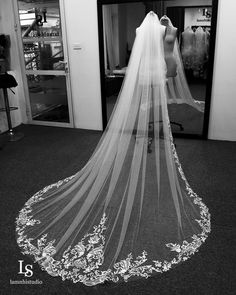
[97,0,218,138]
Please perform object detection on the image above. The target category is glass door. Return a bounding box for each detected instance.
[14,0,73,127]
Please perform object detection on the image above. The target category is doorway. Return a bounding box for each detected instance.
[13,0,74,127]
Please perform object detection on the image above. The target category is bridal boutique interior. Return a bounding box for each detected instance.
[0,0,236,294]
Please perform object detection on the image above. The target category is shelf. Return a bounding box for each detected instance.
[23,36,62,43]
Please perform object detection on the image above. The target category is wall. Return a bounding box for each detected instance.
[126,2,145,51]
[107,2,145,68]
[184,7,212,28]
[112,5,119,67]
[0,0,26,133]
[208,0,236,140]
[118,4,127,68]
[63,0,103,130]
[165,0,212,8]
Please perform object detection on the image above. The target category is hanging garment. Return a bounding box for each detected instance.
[160,17,204,112]
[205,29,211,61]
[103,6,116,73]
[16,12,210,286]
[193,27,207,77]
[202,29,211,79]
[181,27,195,70]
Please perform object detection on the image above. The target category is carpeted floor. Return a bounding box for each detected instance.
[106,81,206,136]
[0,124,235,295]
[107,97,204,136]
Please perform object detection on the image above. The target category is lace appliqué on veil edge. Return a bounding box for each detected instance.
[16,141,211,286]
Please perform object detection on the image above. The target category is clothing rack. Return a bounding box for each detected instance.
[191,25,211,32]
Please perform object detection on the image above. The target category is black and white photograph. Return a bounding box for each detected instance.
[0,0,235,294]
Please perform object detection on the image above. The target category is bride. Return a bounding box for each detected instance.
[16,11,210,286]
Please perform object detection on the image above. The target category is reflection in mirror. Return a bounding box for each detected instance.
[17,0,70,123]
[100,0,216,137]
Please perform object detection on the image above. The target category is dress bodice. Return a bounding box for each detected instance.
[163,26,177,77]
[181,27,195,54]
[195,27,206,53]
[181,27,195,69]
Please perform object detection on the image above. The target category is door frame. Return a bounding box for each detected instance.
[12,0,74,128]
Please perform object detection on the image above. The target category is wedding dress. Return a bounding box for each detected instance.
[16,12,210,286]
[193,27,208,78]
[181,27,195,70]
[103,5,116,73]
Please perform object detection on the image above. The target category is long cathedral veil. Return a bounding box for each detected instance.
[160,16,205,112]
[16,12,210,286]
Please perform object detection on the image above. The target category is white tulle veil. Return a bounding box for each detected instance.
[16,12,210,286]
[160,16,205,112]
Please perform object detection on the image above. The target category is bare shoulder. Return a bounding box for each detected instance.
[171,26,178,34]
[173,26,178,32]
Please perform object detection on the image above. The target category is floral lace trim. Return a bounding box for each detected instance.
[16,134,211,286]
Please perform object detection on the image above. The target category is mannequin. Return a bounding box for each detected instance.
[193,26,207,77]
[160,15,177,77]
